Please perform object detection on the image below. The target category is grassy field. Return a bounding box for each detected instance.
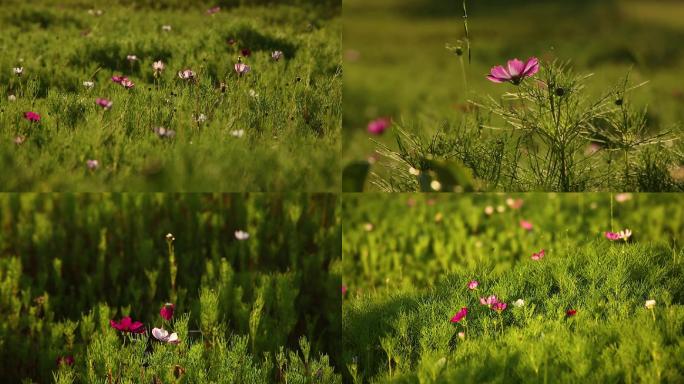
[0,0,340,192]
[0,193,342,383]
[342,193,684,382]
[343,0,684,191]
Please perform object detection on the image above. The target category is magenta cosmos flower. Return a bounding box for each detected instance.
[566,309,577,317]
[605,229,631,241]
[480,295,500,307]
[206,6,220,15]
[491,302,507,313]
[367,117,391,135]
[96,98,113,110]
[467,280,479,290]
[111,75,134,89]
[56,355,74,367]
[487,57,539,85]
[160,303,174,321]
[24,111,41,122]
[531,249,545,261]
[110,316,145,334]
[450,307,468,323]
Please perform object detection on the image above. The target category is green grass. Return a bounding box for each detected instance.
[0,193,342,383]
[342,193,684,382]
[0,0,341,192]
[343,0,684,191]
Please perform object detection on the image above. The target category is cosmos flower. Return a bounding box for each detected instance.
[235,230,249,240]
[491,302,507,313]
[96,98,113,110]
[566,309,577,317]
[120,78,135,89]
[513,299,525,307]
[13,135,26,145]
[166,233,175,242]
[153,127,175,138]
[367,117,391,135]
[467,280,479,290]
[520,220,533,231]
[161,25,172,32]
[111,75,124,84]
[160,303,174,321]
[241,48,252,57]
[458,331,465,339]
[127,54,138,62]
[506,198,523,210]
[13,67,23,76]
[487,57,539,85]
[615,193,633,203]
[230,129,245,138]
[272,50,284,61]
[234,63,251,76]
[206,6,220,15]
[86,159,99,170]
[110,316,145,333]
[178,69,195,80]
[450,307,468,323]
[484,206,494,215]
[83,81,95,88]
[56,355,74,367]
[152,328,179,344]
[24,111,41,122]
[153,60,165,73]
[645,300,656,309]
[605,229,631,241]
[480,295,500,307]
[531,249,545,261]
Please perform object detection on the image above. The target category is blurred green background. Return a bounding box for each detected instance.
[343,0,684,189]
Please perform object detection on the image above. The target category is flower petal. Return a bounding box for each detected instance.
[507,59,525,77]
[522,57,539,77]
[152,327,169,341]
[490,65,510,80]
[167,333,180,344]
[486,75,506,83]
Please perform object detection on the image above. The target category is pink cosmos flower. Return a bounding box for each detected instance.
[520,220,533,231]
[160,303,174,321]
[487,57,539,85]
[153,127,175,139]
[120,78,134,89]
[110,316,145,334]
[152,327,179,344]
[367,117,391,135]
[111,75,124,84]
[272,51,284,61]
[153,60,165,73]
[234,63,251,76]
[491,302,507,313]
[566,309,577,317]
[467,280,479,290]
[480,295,499,307]
[96,98,113,110]
[206,6,220,15]
[531,249,545,261]
[342,284,348,295]
[605,229,631,241]
[506,198,523,210]
[450,307,468,323]
[56,355,74,367]
[24,111,41,122]
[178,69,196,80]
[86,159,99,170]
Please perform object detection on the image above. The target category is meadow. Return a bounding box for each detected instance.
[0,193,342,383]
[342,0,684,192]
[342,193,684,382]
[0,0,341,192]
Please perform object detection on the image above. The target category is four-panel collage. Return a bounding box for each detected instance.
[1,0,683,383]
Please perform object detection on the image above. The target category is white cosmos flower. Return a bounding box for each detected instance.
[13,67,23,76]
[430,180,442,191]
[127,54,138,62]
[230,129,245,138]
[513,299,525,307]
[152,327,180,344]
[8,94,16,102]
[234,230,250,240]
[83,81,95,88]
[645,300,656,309]
[161,25,172,32]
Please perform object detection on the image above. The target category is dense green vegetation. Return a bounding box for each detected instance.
[0,0,341,191]
[342,193,684,382]
[0,194,341,383]
[343,0,684,191]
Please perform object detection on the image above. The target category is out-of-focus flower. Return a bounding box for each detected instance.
[83,81,95,88]
[234,63,251,76]
[531,249,545,261]
[178,69,196,81]
[13,67,24,76]
[450,307,468,323]
[8,94,16,102]
[342,284,348,295]
[166,233,175,242]
[484,206,494,215]
[566,309,577,317]
[13,135,26,145]
[645,300,656,309]
[230,129,245,138]
[605,229,631,241]
[458,331,465,339]
[86,159,99,170]
[127,54,138,62]
[153,60,165,73]
[241,48,251,57]
[121,78,134,89]
[56,355,74,367]
[96,98,113,110]
[162,25,172,32]
[110,316,145,333]
[520,220,533,231]
[496,205,506,213]
[480,295,500,307]
[195,113,207,123]
[88,9,103,16]
[491,302,507,313]
[235,230,249,240]
[160,303,174,320]
[207,6,221,15]
[468,280,479,290]
[430,180,442,191]
[363,223,374,232]
[248,89,258,98]
[615,193,633,203]
[24,111,41,122]
[152,327,180,344]
[272,50,284,61]
[408,167,420,176]
[513,299,525,307]
[487,57,539,85]
[153,127,175,139]
[367,117,391,135]
[506,198,523,210]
